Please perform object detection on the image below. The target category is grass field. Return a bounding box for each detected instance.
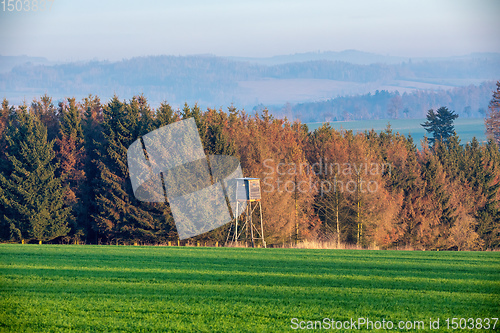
[306,118,487,149]
[0,245,499,332]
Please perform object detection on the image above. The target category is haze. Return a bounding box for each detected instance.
[0,0,499,61]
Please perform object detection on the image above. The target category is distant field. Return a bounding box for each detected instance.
[306,118,487,148]
[1,245,498,332]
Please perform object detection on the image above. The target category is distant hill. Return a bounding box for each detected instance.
[0,55,53,73]
[267,81,496,122]
[0,51,499,117]
[228,50,500,65]
[227,50,408,65]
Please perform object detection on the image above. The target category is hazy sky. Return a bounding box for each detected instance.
[0,0,499,61]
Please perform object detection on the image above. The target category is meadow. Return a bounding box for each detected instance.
[0,245,498,332]
[306,118,487,148]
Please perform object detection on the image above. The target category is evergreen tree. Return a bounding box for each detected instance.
[475,140,500,248]
[485,81,500,147]
[155,102,177,128]
[82,95,104,242]
[0,99,12,141]
[181,103,206,141]
[127,96,173,242]
[0,99,14,171]
[433,135,464,181]
[135,95,156,136]
[93,96,134,241]
[153,101,180,240]
[93,96,173,243]
[203,109,237,156]
[56,98,86,237]
[0,106,70,242]
[419,150,456,249]
[421,106,459,146]
[31,94,60,141]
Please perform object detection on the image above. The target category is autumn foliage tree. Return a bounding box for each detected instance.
[0,94,498,250]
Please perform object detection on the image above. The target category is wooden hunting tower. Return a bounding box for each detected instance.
[227,178,265,247]
[236,177,261,201]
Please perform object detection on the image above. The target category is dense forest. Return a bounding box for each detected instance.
[278,81,495,122]
[0,83,499,250]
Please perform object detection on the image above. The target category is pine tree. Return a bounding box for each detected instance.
[485,81,500,147]
[421,106,459,146]
[0,106,70,242]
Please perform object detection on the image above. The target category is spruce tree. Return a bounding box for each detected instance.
[155,102,177,128]
[93,96,172,243]
[56,98,86,237]
[485,81,500,147]
[203,109,237,156]
[0,106,70,242]
[93,96,133,241]
[475,140,500,249]
[420,149,457,249]
[82,95,104,242]
[153,101,179,240]
[0,99,13,172]
[31,94,59,141]
[0,99,12,141]
[421,106,459,146]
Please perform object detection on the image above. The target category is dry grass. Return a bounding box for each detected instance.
[281,240,379,250]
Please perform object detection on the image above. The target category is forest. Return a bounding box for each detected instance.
[280,81,496,122]
[0,82,499,250]
[2,53,499,111]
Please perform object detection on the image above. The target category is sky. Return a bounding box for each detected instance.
[0,0,499,61]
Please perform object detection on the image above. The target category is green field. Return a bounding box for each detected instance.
[0,245,499,332]
[306,118,487,148]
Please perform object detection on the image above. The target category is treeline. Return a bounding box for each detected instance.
[2,54,499,107]
[0,93,499,250]
[284,81,496,122]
